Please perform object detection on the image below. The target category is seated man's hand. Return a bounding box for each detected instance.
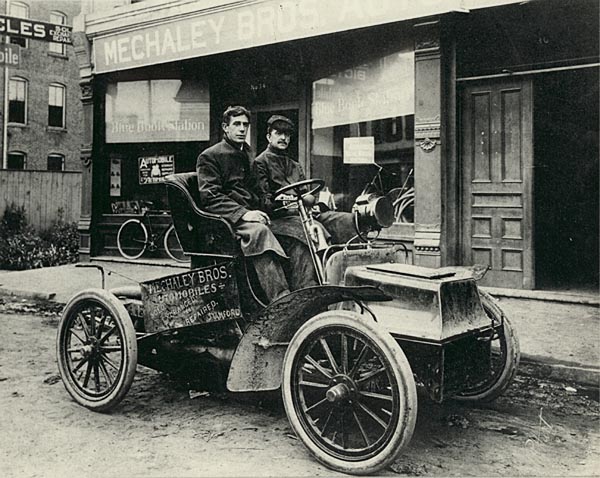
[274,193,299,212]
[274,193,297,202]
[241,210,271,225]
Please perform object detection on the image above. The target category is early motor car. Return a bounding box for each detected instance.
[56,173,519,475]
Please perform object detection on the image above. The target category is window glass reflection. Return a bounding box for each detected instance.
[311,49,415,224]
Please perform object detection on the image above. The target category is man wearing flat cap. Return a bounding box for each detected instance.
[254,114,356,290]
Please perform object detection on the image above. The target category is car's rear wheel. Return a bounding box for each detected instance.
[455,290,520,402]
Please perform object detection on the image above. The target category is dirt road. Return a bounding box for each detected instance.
[0,304,598,477]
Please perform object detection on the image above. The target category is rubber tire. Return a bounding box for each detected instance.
[163,224,188,263]
[117,219,147,260]
[282,311,417,475]
[455,290,520,403]
[56,289,138,412]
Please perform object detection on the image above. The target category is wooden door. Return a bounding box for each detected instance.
[460,80,534,289]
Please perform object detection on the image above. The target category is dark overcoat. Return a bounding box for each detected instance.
[196,138,286,258]
[253,146,356,245]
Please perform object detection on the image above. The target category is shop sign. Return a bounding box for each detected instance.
[93,0,461,74]
[141,262,241,333]
[138,155,174,185]
[106,79,210,143]
[0,15,72,44]
[343,137,375,164]
[0,43,19,66]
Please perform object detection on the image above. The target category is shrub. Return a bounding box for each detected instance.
[0,203,29,238]
[40,220,80,265]
[0,232,49,270]
[0,205,80,270]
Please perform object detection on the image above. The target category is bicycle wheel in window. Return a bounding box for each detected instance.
[164,224,188,263]
[117,219,147,260]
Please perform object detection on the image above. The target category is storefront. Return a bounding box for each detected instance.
[73,0,598,290]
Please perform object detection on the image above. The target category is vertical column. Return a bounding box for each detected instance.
[73,30,94,261]
[413,21,443,268]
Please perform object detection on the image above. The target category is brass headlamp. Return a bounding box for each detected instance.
[352,192,394,233]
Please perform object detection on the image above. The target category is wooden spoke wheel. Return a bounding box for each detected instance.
[455,290,520,403]
[282,311,417,475]
[56,289,137,412]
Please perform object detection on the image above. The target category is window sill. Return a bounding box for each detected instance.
[8,122,27,128]
[48,52,68,60]
[47,126,67,133]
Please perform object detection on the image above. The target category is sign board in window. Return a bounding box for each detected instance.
[106,79,209,143]
[312,50,414,129]
[139,155,174,185]
[343,137,375,164]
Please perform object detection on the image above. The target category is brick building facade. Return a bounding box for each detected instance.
[0,0,82,172]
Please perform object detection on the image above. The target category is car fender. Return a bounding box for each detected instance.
[226,285,390,392]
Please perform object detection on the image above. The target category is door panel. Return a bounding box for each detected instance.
[460,80,534,289]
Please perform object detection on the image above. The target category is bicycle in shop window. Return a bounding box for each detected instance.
[116,203,187,263]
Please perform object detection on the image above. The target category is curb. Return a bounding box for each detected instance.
[0,287,56,302]
[482,286,599,306]
[520,354,599,387]
[91,257,189,269]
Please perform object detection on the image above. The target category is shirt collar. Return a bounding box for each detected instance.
[267,144,288,156]
[224,136,250,153]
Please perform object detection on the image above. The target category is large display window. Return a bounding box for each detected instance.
[311,48,415,228]
[102,77,210,215]
[105,79,210,143]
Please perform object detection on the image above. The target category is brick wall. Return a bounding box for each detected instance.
[0,0,83,172]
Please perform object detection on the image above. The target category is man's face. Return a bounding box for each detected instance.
[223,114,250,144]
[267,128,291,151]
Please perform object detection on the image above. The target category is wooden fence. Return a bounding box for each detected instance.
[0,170,82,230]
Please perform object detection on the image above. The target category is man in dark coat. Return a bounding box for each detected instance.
[196,106,290,302]
[253,115,356,289]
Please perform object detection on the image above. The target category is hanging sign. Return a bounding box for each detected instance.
[0,43,19,66]
[0,15,72,44]
[138,155,175,184]
[141,262,242,333]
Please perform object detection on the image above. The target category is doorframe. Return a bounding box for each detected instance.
[457,78,535,289]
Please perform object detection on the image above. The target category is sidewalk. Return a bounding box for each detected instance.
[0,258,598,387]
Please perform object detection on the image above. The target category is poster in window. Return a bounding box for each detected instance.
[106,79,209,143]
[139,155,174,185]
[312,50,414,129]
[110,158,121,197]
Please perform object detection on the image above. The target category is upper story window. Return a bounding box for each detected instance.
[7,152,26,170]
[49,11,67,55]
[9,77,27,124]
[9,2,29,48]
[47,154,65,171]
[49,83,66,128]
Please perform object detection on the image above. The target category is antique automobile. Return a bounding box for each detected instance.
[56,173,519,475]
